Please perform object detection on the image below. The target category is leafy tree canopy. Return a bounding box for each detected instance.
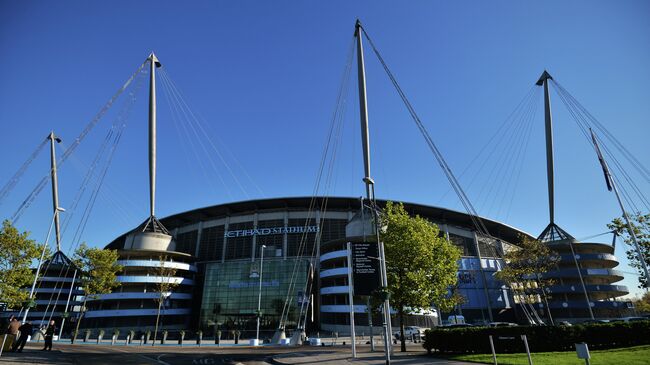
[633,291,650,314]
[0,220,42,308]
[496,236,558,280]
[73,243,122,298]
[495,235,558,301]
[608,212,650,288]
[381,202,461,313]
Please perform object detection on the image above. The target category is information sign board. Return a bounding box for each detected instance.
[351,241,381,296]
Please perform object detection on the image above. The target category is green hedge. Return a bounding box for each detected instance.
[423,321,650,354]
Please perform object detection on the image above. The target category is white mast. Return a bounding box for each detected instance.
[128,52,172,251]
[536,71,593,320]
[148,52,161,219]
[537,71,556,225]
[48,131,62,251]
[355,19,392,365]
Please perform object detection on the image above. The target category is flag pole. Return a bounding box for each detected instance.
[590,129,650,288]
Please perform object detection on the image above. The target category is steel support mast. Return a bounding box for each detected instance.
[536,71,594,320]
[48,131,62,251]
[355,19,392,365]
[537,71,556,225]
[23,132,64,323]
[148,52,161,218]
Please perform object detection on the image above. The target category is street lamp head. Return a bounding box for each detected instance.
[262,245,267,248]
[56,207,66,212]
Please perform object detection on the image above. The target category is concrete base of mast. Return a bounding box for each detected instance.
[271,329,286,344]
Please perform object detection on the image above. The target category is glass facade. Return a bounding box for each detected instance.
[176,230,197,255]
[199,225,225,261]
[448,232,478,256]
[256,219,285,258]
[199,258,311,337]
[226,222,254,260]
[286,218,317,257]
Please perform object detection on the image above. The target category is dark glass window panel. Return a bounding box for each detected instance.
[199,226,225,261]
[176,230,198,255]
[286,218,317,257]
[225,222,254,260]
[448,233,477,256]
[320,219,348,243]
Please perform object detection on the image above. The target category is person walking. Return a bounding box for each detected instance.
[42,320,56,351]
[5,316,20,351]
[6,317,20,337]
[11,321,33,353]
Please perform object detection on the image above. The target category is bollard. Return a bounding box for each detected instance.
[489,335,497,365]
[521,335,533,365]
[575,342,591,365]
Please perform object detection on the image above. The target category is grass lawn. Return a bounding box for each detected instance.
[448,345,650,365]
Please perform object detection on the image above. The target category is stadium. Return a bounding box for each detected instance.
[78,196,632,338]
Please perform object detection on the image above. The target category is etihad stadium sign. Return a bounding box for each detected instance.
[224,225,319,238]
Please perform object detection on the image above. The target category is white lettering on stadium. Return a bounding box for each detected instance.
[224,225,319,238]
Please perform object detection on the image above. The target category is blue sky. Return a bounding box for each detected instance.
[1,1,649,297]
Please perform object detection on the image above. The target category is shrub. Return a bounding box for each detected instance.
[423,321,650,354]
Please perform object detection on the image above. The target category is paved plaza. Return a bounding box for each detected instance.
[0,341,472,365]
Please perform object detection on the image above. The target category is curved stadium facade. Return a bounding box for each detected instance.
[81,197,632,336]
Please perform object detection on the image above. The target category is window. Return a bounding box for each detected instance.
[448,233,477,256]
[225,222,253,260]
[286,218,317,257]
[199,226,225,261]
[199,258,310,333]
[176,230,197,255]
[256,219,284,258]
[320,219,348,243]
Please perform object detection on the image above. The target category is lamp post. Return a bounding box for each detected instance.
[23,207,65,323]
[255,245,266,345]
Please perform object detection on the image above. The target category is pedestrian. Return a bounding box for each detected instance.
[42,320,56,351]
[11,321,33,353]
[5,316,20,350]
[6,317,20,337]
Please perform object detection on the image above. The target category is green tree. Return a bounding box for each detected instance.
[71,243,122,343]
[381,202,461,352]
[632,291,650,314]
[495,235,559,325]
[152,255,179,345]
[608,212,650,288]
[0,220,41,309]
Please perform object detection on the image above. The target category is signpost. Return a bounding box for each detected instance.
[348,240,382,359]
[521,335,533,365]
[488,335,497,365]
[350,241,381,296]
[347,242,357,358]
[575,343,591,365]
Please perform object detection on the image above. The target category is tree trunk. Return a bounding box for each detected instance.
[71,298,87,344]
[537,276,554,325]
[399,309,406,352]
[152,295,163,346]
